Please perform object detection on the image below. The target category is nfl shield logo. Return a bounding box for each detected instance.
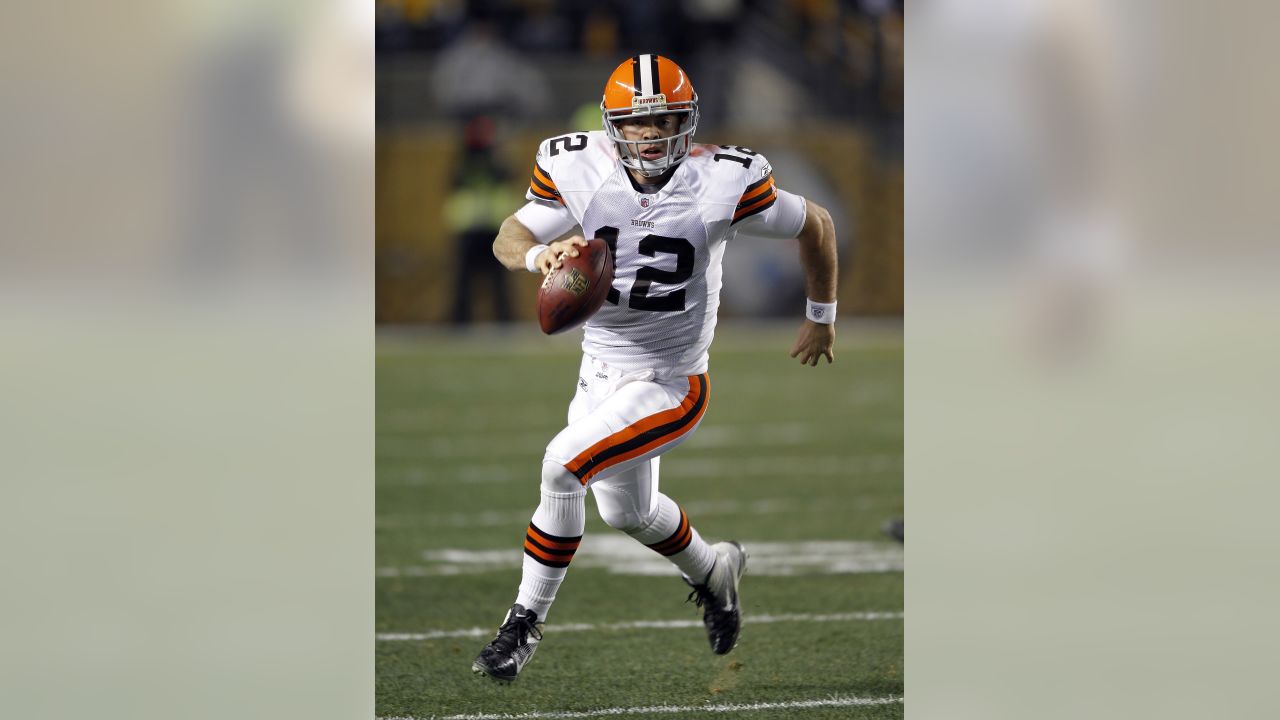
[639,197,650,208]
[560,268,589,297]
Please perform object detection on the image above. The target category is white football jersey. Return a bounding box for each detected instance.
[516,131,806,377]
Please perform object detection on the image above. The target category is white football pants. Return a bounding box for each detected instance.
[516,355,715,617]
[549,355,707,489]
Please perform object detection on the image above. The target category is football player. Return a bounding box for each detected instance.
[473,54,838,681]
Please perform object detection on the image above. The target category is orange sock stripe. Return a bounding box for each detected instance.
[523,537,576,558]
[523,540,573,568]
[526,525,581,551]
[652,526,693,556]
[523,521,581,568]
[565,374,709,483]
[649,509,688,548]
[648,509,692,556]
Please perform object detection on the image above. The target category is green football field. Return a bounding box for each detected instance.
[376,322,903,719]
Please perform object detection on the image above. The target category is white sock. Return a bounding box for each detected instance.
[627,492,716,582]
[515,486,585,620]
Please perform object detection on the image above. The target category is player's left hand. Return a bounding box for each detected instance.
[539,236,590,274]
[789,320,835,366]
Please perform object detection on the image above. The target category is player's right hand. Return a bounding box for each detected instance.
[537,236,590,275]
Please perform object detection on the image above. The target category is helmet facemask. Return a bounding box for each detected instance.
[602,96,700,178]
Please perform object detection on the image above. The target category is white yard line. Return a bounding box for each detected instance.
[376,450,901,484]
[378,537,903,578]
[378,497,847,529]
[377,611,902,641]
[377,695,903,720]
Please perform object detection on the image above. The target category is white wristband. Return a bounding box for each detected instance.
[525,244,548,273]
[806,299,837,324]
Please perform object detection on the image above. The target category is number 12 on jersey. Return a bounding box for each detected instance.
[594,226,694,312]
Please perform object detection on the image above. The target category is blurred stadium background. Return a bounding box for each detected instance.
[10,1,1280,719]
[375,0,902,324]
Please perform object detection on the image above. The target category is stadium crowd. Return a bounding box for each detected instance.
[376,0,902,123]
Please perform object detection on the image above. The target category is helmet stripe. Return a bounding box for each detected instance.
[630,55,642,96]
[638,53,654,96]
[650,54,662,94]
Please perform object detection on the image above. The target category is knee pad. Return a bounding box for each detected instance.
[540,460,583,495]
[592,483,654,533]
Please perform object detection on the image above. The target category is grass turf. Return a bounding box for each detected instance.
[376,322,903,719]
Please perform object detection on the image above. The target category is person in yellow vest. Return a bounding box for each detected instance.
[444,116,523,324]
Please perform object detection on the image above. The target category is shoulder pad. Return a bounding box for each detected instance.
[527,133,592,206]
[688,144,778,223]
[530,132,615,200]
[692,144,769,185]
[708,146,777,226]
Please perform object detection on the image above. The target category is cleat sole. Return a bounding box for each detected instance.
[471,663,515,682]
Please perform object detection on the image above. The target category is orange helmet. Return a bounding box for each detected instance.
[600,54,700,177]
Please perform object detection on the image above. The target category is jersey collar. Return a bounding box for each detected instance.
[624,162,681,195]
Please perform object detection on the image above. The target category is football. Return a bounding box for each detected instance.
[536,238,614,335]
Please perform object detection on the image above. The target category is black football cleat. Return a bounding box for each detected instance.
[684,541,748,655]
[471,604,543,681]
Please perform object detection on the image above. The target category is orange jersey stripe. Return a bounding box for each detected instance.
[733,187,777,221]
[529,183,562,203]
[530,163,564,204]
[738,176,775,206]
[532,163,558,190]
[566,375,709,483]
